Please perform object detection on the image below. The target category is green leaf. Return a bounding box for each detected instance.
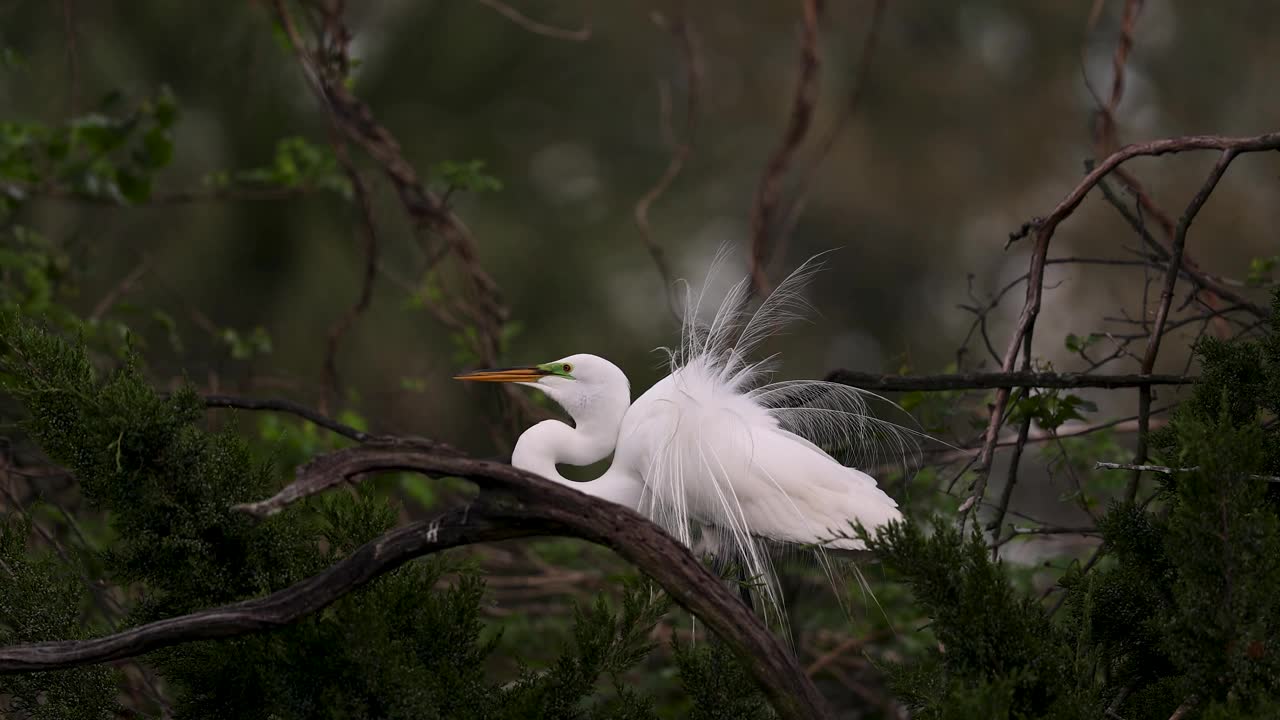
[1247,256,1278,286]
[138,126,174,169]
[116,168,151,203]
[432,159,503,194]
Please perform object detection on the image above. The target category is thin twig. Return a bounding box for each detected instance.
[971,131,1280,528]
[987,414,1032,538]
[203,394,381,444]
[634,12,701,321]
[805,629,891,677]
[1128,149,1238,501]
[993,525,1102,549]
[826,369,1193,391]
[268,0,537,434]
[320,146,379,413]
[1006,133,1280,252]
[907,410,1171,471]
[749,0,821,296]
[88,260,149,323]
[473,0,591,41]
[988,330,1034,542]
[1096,461,1280,482]
[774,0,887,264]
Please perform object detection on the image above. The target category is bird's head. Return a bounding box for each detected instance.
[453,353,630,420]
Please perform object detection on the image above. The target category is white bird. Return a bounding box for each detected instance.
[454,254,914,621]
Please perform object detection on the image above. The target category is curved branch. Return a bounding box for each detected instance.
[750,0,821,296]
[1127,149,1238,500]
[473,0,591,41]
[825,370,1193,392]
[0,506,515,671]
[321,147,379,412]
[968,131,1280,527]
[0,442,837,720]
[1008,132,1280,254]
[634,12,702,321]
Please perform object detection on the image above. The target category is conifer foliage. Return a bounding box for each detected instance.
[860,293,1280,719]
[0,313,769,718]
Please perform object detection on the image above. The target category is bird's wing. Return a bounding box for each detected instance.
[726,424,901,550]
[616,368,900,552]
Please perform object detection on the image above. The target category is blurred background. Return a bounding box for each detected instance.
[2,1,1278,713]
[2,1,1276,441]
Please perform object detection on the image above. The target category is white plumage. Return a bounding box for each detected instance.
[456,253,916,622]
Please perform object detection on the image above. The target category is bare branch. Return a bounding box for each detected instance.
[750,0,821,296]
[774,0,887,264]
[825,369,1193,392]
[968,131,1279,528]
[473,0,591,41]
[1128,148,1238,501]
[320,147,379,413]
[987,414,1032,537]
[267,0,538,432]
[1006,132,1280,253]
[0,442,839,720]
[993,524,1101,548]
[805,628,891,678]
[1096,461,1280,482]
[202,394,388,445]
[88,259,149,323]
[634,12,701,320]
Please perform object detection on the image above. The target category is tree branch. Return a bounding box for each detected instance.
[1007,133,1280,253]
[967,131,1280,528]
[1,442,838,720]
[268,0,538,433]
[321,145,379,413]
[1128,148,1238,501]
[774,0,887,268]
[473,0,591,41]
[203,394,383,445]
[1095,461,1280,482]
[825,370,1193,392]
[749,0,821,296]
[634,11,701,321]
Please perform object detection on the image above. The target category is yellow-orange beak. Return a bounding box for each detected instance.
[453,366,549,383]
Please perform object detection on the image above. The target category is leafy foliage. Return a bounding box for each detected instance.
[0,311,775,718]
[205,136,352,198]
[863,520,1095,719]
[432,158,504,194]
[672,640,775,720]
[0,87,178,208]
[871,291,1280,718]
[0,518,119,719]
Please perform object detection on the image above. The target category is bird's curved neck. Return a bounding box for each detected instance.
[512,415,642,509]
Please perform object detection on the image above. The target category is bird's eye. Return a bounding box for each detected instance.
[562,363,573,373]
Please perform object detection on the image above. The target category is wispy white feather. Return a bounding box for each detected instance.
[633,250,922,631]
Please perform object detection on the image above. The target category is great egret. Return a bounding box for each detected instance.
[455,255,913,619]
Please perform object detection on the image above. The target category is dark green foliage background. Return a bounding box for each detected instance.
[3,3,1280,718]
[855,296,1280,719]
[0,313,772,718]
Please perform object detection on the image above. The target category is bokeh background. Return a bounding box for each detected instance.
[2,2,1279,712]
[4,1,1277,444]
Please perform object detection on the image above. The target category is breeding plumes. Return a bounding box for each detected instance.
[455,253,918,626]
